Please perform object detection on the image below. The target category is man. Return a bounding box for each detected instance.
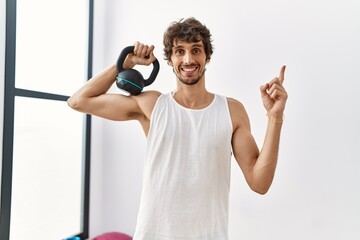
[68,17,287,240]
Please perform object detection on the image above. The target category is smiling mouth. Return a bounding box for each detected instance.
[181,65,198,73]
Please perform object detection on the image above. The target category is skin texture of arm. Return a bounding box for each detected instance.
[230,66,287,194]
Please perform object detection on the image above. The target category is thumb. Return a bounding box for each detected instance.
[149,51,157,61]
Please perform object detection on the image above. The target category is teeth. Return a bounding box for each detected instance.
[181,66,197,72]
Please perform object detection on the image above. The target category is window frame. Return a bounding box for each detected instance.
[0,0,93,239]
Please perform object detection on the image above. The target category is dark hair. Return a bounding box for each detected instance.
[163,17,213,61]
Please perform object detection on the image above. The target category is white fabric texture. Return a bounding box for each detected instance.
[133,92,233,240]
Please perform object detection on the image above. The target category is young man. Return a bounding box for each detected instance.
[68,17,287,240]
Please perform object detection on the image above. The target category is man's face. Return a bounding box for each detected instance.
[169,40,209,85]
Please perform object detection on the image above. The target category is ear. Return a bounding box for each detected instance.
[206,58,211,64]
[167,60,173,66]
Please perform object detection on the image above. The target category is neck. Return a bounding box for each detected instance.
[173,78,213,109]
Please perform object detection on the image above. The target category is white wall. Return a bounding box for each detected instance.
[90,0,360,239]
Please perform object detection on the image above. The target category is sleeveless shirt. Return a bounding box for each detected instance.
[133,92,233,240]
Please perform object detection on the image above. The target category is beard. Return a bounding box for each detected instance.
[173,67,206,86]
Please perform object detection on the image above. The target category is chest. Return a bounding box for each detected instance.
[150,101,232,151]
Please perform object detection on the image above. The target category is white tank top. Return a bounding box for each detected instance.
[133,92,233,240]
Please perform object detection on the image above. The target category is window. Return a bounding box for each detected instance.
[1,0,93,239]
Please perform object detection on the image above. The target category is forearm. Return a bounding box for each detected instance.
[68,64,118,109]
[252,116,283,193]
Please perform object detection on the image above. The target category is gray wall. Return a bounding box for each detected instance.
[0,0,6,201]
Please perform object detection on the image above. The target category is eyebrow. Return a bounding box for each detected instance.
[191,43,204,48]
[173,43,204,49]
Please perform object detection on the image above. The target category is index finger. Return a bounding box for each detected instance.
[279,65,286,84]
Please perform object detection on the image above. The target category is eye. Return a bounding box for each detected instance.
[175,49,184,55]
[192,48,201,54]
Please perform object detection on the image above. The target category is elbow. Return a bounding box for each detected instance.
[67,95,83,111]
[249,181,272,195]
[247,171,275,195]
[67,96,77,109]
[252,187,269,195]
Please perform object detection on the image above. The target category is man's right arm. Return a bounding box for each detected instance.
[67,64,144,121]
[68,42,158,122]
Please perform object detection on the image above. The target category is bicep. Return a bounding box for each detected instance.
[229,100,259,183]
[232,127,259,178]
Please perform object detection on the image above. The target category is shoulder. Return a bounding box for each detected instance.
[134,90,162,102]
[226,97,251,131]
[133,90,162,120]
[226,97,246,114]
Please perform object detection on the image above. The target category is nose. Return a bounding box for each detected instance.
[183,51,193,65]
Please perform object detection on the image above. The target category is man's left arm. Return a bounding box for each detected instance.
[231,66,288,194]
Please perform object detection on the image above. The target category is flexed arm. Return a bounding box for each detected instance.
[67,42,157,121]
[231,66,288,194]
